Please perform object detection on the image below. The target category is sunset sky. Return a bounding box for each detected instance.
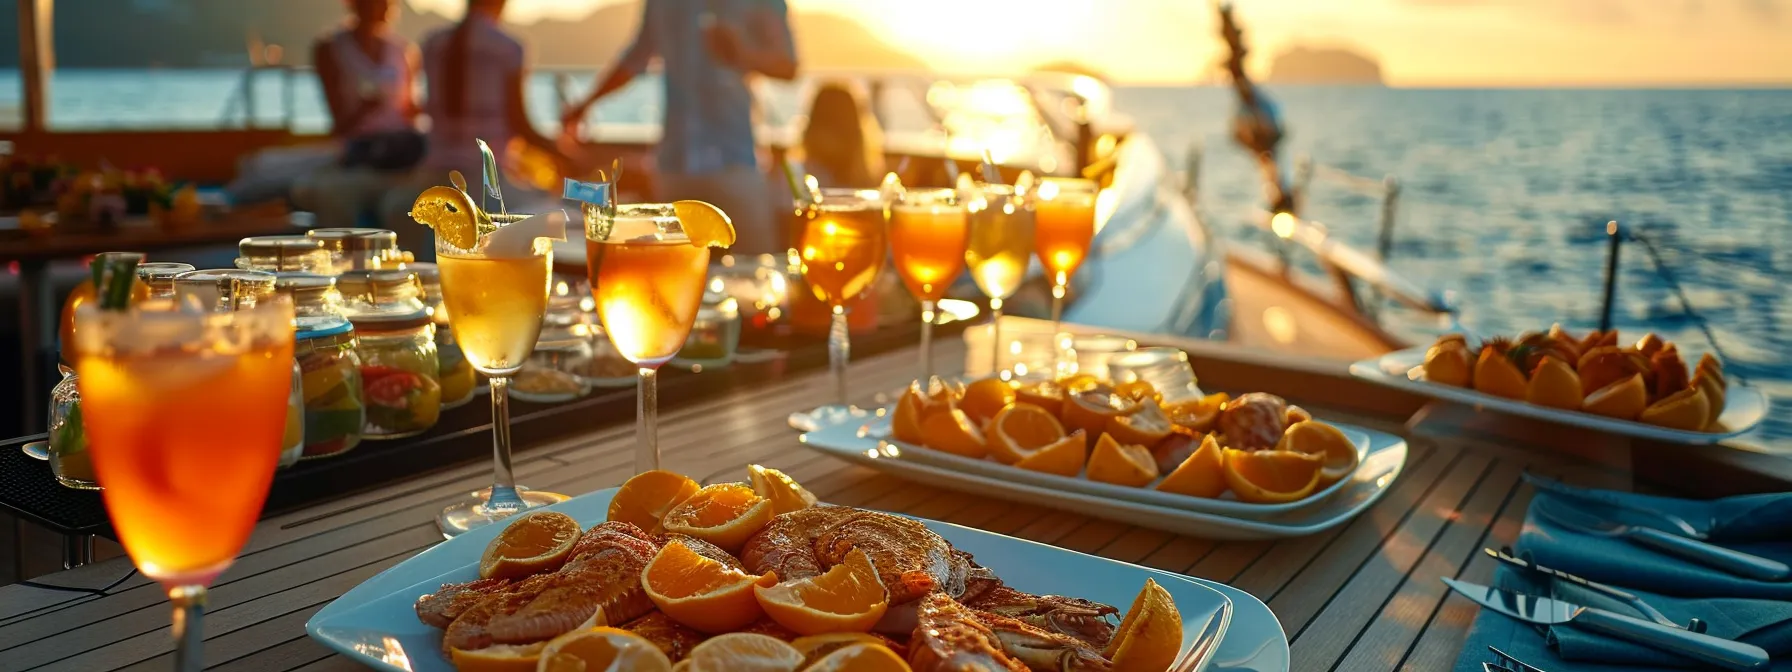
[407,0,1792,86]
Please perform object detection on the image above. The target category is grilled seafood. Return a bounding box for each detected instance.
[962,583,1119,649]
[619,611,706,662]
[416,577,511,628]
[1216,392,1287,450]
[910,593,1113,672]
[741,506,968,604]
[434,521,662,650]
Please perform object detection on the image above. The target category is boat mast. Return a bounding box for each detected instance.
[1217,3,1294,215]
[17,0,53,133]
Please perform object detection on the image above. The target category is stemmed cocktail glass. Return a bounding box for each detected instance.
[1034,177,1098,330]
[965,182,1036,376]
[73,261,295,672]
[584,201,732,473]
[416,185,571,536]
[889,187,968,382]
[794,188,888,412]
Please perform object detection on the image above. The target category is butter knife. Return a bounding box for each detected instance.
[1484,548,1699,631]
[1443,578,1769,671]
[1533,498,1790,581]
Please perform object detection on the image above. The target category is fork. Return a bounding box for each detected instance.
[1484,646,1550,672]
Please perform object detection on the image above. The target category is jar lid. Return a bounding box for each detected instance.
[335,268,419,301]
[136,262,196,295]
[350,309,432,331]
[307,228,398,254]
[240,234,324,257]
[295,317,355,341]
[173,268,278,311]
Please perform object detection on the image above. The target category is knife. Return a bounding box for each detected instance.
[1484,548,1698,631]
[1533,498,1791,581]
[1521,472,1710,538]
[1442,578,1770,671]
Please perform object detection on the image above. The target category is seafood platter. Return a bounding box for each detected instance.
[1349,327,1769,444]
[793,371,1411,540]
[307,466,1292,671]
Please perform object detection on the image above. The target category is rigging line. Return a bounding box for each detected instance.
[1626,229,1745,384]
[18,567,139,596]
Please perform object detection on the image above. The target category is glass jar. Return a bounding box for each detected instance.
[340,269,441,439]
[45,369,97,489]
[308,227,404,273]
[280,360,305,468]
[409,262,477,410]
[671,281,741,371]
[172,268,278,310]
[237,235,330,274]
[135,261,195,299]
[512,284,593,403]
[1107,347,1203,402]
[276,274,365,459]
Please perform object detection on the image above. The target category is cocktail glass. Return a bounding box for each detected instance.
[585,203,716,473]
[433,210,571,536]
[1034,177,1098,330]
[73,294,295,672]
[795,188,887,410]
[889,187,968,382]
[965,183,1036,376]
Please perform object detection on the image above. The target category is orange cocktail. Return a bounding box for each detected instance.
[1034,177,1099,327]
[890,188,967,381]
[794,189,886,409]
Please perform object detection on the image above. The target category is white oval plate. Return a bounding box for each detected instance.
[1351,346,1769,445]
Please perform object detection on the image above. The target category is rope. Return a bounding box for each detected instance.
[19,567,138,596]
[1625,228,1746,383]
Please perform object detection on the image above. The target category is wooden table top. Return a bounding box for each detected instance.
[0,335,1651,672]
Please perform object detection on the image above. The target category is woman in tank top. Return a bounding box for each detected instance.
[314,0,418,139]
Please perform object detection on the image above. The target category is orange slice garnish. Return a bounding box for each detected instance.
[1103,579,1183,672]
[608,470,701,534]
[1223,448,1321,504]
[748,464,818,515]
[672,200,737,249]
[643,539,777,634]
[537,627,672,672]
[1086,433,1160,487]
[801,643,910,672]
[987,402,1067,464]
[919,407,987,459]
[660,483,775,553]
[1012,430,1087,477]
[1156,433,1226,498]
[479,511,581,580]
[958,378,1016,424]
[1105,400,1173,448]
[754,548,889,635]
[681,633,805,672]
[450,642,548,672]
[1275,421,1359,487]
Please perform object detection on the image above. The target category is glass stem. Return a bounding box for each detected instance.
[829,305,851,407]
[919,300,936,383]
[486,376,522,512]
[169,585,206,672]
[636,367,659,473]
[989,297,1004,377]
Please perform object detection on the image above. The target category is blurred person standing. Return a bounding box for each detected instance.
[564,0,798,256]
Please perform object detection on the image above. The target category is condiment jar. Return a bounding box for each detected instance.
[276,274,365,459]
[409,262,477,410]
[339,269,441,439]
[308,227,405,273]
[237,235,330,274]
[135,262,195,299]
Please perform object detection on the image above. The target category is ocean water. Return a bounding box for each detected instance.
[4,71,1789,450]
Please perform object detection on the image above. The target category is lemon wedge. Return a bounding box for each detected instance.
[672,200,736,248]
[410,185,483,250]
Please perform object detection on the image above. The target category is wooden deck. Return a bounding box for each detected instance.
[0,329,1737,672]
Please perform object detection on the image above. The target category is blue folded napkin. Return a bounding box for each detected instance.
[1453,480,1792,671]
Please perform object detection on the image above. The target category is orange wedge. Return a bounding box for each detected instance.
[1285,404,1313,425]
[1105,400,1173,448]
[1639,386,1711,431]
[1057,373,1103,394]
[748,464,818,515]
[1113,380,1163,406]
[1525,357,1584,410]
[919,408,988,459]
[1103,579,1183,672]
[1156,433,1227,498]
[608,470,702,534]
[1062,385,1139,446]
[1693,372,1725,426]
[959,378,1016,424]
[890,384,929,446]
[661,483,775,553]
[1013,380,1067,415]
[790,633,904,662]
[1223,448,1322,504]
[1424,341,1473,387]
[988,403,1068,464]
[1696,353,1725,387]
[672,200,737,248]
[537,627,673,672]
[1012,430,1088,477]
[1473,348,1527,400]
[1163,393,1227,434]
[802,643,911,672]
[682,633,805,672]
[1635,332,1665,357]
[1577,346,1643,397]
[754,548,889,635]
[1087,433,1160,488]
[479,511,581,580]
[1275,421,1359,487]
[644,539,778,633]
[451,642,549,672]
[1582,373,1647,421]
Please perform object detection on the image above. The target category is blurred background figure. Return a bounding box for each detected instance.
[381,0,570,260]
[564,0,798,256]
[292,0,422,229]
[799,81,885,189]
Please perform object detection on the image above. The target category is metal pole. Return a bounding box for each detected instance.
[1599,220,1621,333]
[18,0,53,133]
[1377,176,1400,261]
